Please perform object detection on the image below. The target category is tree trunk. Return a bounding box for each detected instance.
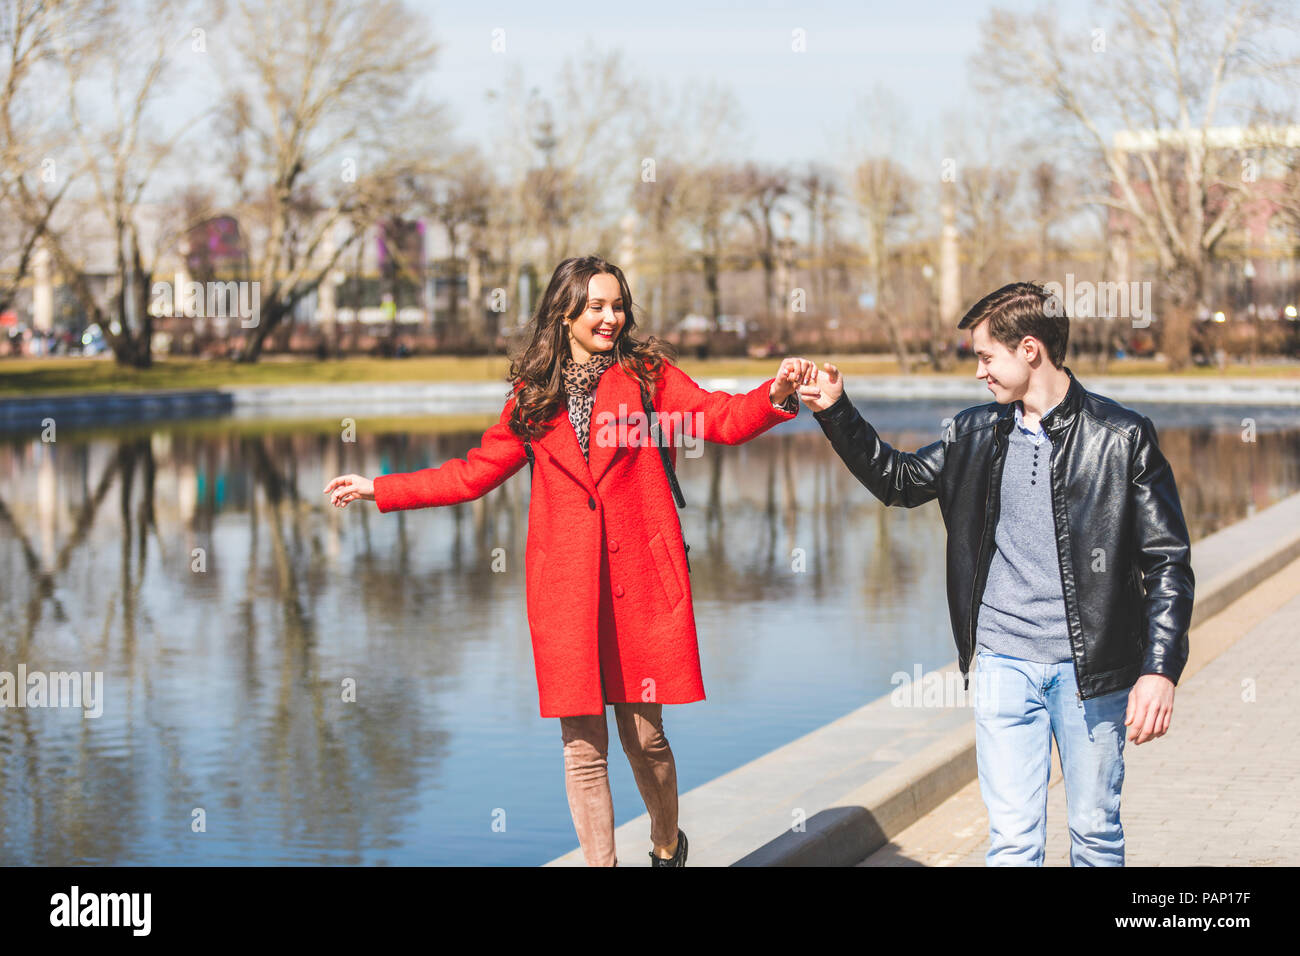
[237,300,287,362]
[1161,302,1193,372]
[877,306,912,374]
[703,252,722,333]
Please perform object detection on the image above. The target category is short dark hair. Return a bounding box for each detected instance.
[957,282,1069,367]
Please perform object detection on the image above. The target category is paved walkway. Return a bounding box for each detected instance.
[860,556,1300,866]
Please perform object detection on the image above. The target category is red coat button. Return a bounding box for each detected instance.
[614,584,624,597]
[609,539,618,551]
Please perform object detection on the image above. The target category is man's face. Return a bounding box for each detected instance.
[971,321,1030,404]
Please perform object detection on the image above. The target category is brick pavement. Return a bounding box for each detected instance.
[860,557,1300,867]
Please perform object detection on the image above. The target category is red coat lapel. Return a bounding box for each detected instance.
[534,400,593,494]
[534,362,648,493]
[587,363,645,489]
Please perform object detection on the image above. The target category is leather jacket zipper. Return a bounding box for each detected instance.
[968,487,991,669]
[1045,426,1084,700]
[968,427,1004,673]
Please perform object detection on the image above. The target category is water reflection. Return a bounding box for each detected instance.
[1,402,1297,864]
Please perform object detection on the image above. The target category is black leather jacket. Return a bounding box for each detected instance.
[812,367,1194,699]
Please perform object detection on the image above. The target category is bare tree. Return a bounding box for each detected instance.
[493,52,639,278]
[853,156,915,372]
[0,0,101,319]
[794,162,838,318]
[974,0,1300,370]
[959,164,1019,290]
[630,160,687,331]
[216,0,441,361]
[734,162,792,334]
[628,79,743,331]
[0,0,196,366]
[427,152,493,345]
[65,0,214,366]
[675,162,744,332]
[387,145,493,345]
[1030,160,1061,274]
[0,0,78,319]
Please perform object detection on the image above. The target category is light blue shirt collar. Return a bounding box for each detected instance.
[1013,400,1055,443]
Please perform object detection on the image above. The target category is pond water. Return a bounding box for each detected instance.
[1,398,1297,865]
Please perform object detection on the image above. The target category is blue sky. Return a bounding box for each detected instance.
[412,0,1073,165]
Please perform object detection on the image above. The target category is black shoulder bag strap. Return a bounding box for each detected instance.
[640,380,690,574]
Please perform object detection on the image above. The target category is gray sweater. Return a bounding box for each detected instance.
[974,403,1073,663]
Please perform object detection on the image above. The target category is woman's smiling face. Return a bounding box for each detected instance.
[565,272,624,362]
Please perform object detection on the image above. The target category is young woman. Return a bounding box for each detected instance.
[324,255,815,866]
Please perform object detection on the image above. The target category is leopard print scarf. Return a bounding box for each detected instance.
[560,351,616,461]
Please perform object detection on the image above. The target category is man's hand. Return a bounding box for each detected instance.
[770,356,818,405]
[1125,674,1175,745]
[797,362,844,413]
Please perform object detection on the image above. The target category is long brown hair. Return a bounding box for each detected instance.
[505,255,677,440]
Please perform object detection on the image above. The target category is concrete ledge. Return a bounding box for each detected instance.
[220,380,513,409]
[0,388,234,431]
[545,673,973,867]
[1188,492,1300,626]
[733,724,977,867]
[3,373,1299,434]
[544,489,1300,867]
[838,374,1300,406]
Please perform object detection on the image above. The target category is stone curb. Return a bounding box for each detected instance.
[545,489,1300,866]
[4,373,1300,433]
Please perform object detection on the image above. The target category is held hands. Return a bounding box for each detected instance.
[324,474,375,508]
[777,360,844,413]
[328,359,842,505]
[770,357,819,405]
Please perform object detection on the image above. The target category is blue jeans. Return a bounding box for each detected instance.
[971,649,1129,866]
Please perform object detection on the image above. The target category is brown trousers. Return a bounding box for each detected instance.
[559,702,679,866]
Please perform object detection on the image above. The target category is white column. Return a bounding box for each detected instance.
[32,242,53,333]
[939,183,960,326]
[318,230,337,335]
[619,213,637,302]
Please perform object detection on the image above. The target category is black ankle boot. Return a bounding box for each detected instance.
[649,829,687,867]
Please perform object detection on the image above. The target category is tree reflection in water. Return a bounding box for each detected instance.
[0,405,1296,864]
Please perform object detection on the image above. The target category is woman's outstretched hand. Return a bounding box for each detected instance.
[324,474,375,508]
[770,356,819,405]
[797,362,844,412]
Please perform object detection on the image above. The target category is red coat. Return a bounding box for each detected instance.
[373,361,799,717]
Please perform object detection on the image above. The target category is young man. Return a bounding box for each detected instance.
[798,281,1194,866]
